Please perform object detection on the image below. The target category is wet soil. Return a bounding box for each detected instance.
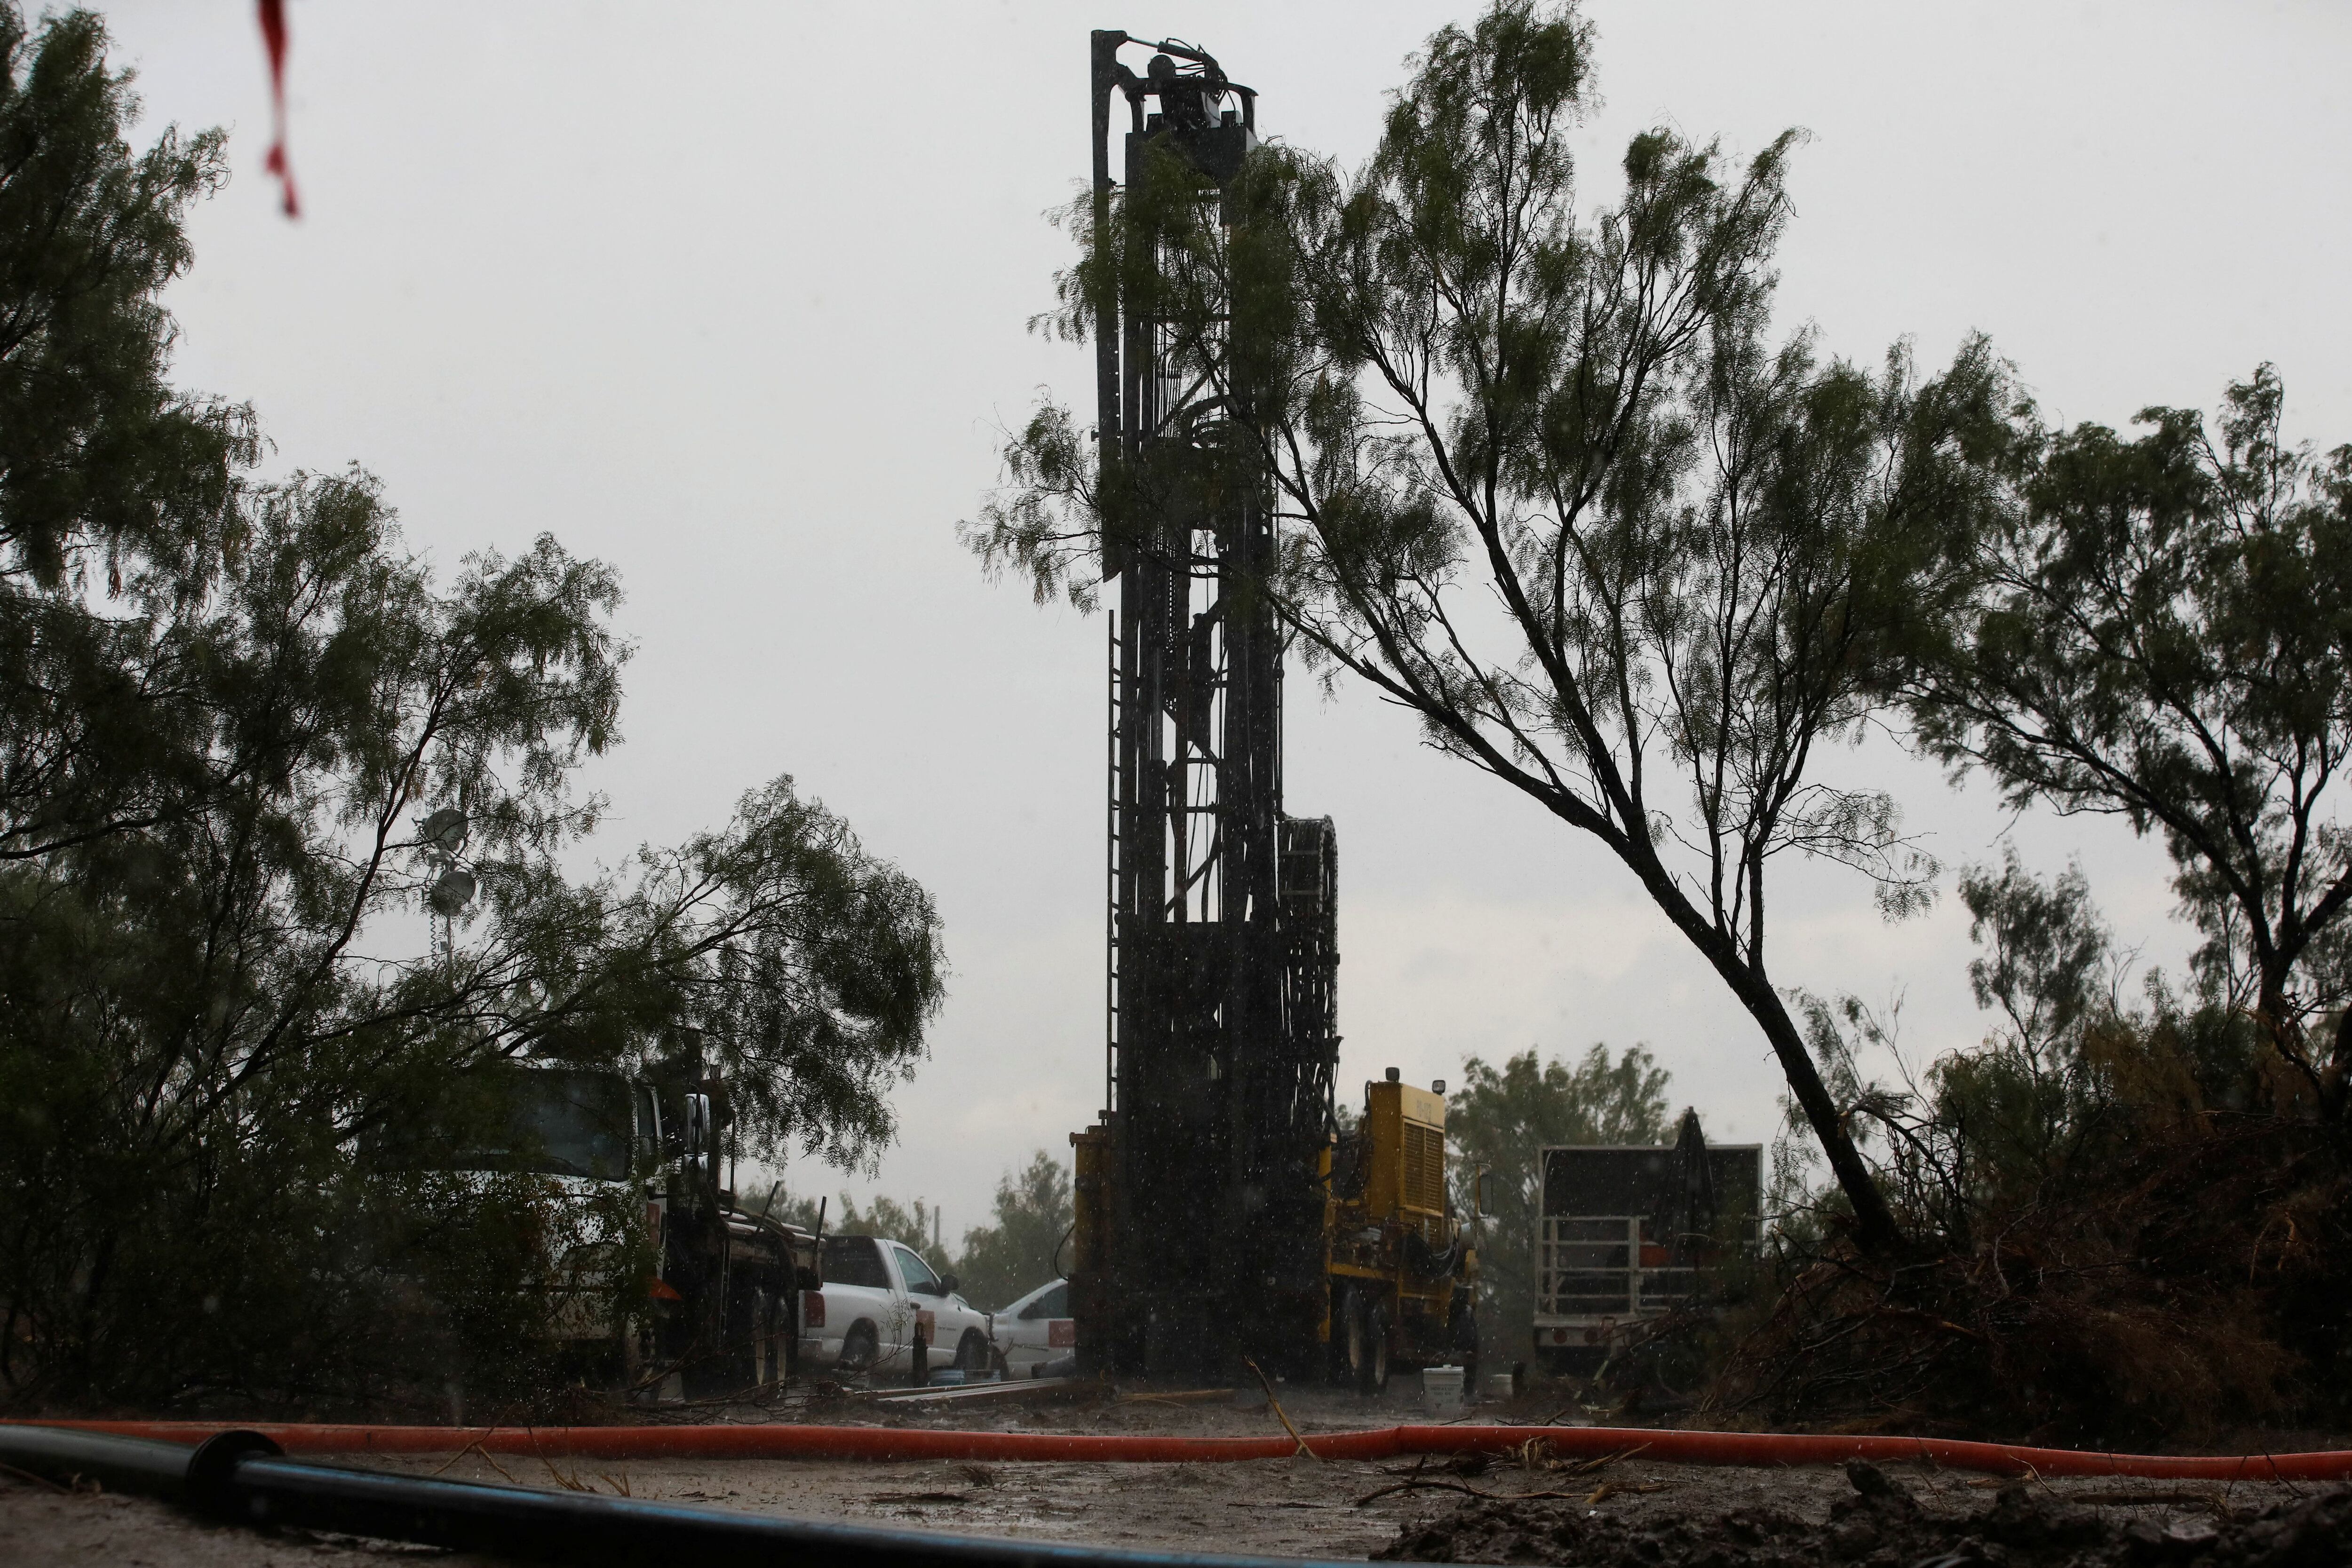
[1376,1460,2352,1567]
[0,1480,509,1565]
[1,1384,2335,1564]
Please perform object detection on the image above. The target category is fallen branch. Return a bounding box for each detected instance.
[1507,1438,1648,1476]
[1868,1305,1992,1345]
[0,1458,70,1493]
[1354,1476,1665,1508]
[1115,1388,1232,1405]
[1381,1453,1487,1479]
[1243,1357,1316,1461]
[1565,1443,1649,1478]
[430,1439,521,1487]
[524,1427,595,1493]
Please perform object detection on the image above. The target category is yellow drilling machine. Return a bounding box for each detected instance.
[1071,1066,1478,1394]
[1320,1069,1480,1393]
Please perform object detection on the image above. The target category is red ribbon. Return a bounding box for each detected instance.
[257,0,299,217]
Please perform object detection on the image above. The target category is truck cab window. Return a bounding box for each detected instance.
[1021,1282,1068,1320]
[820,1235,890,1289]
[893,1244,942,1295]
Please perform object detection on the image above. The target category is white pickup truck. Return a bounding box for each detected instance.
[799,1233,994,1383]
[991,1277,1076,1376]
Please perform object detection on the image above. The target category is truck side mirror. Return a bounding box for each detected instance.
[939,1274,960,1296]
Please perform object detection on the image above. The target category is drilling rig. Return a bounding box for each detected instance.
[1064,32,1474,1389]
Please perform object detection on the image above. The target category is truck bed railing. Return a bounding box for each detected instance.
[1534,1215,1697,1319]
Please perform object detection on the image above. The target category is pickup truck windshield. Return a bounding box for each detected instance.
[496,1071,631,1180]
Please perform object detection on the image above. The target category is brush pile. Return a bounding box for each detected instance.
[1718,1120,2350,1445]
[1713,973,2352,1445]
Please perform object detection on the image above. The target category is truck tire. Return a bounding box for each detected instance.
[955,1329,990,1373]
[839,1322,878,1375]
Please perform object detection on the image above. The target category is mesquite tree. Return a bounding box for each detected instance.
[1908,365,2352,1120]
[969,1,2012,1255]
[0,5,945,1401]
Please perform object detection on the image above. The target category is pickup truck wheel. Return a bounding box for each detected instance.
[838,1322,878,1375]
[954,1329,989,1373]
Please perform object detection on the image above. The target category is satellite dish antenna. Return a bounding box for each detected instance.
[418,808,469,857]
[428,867,477,915]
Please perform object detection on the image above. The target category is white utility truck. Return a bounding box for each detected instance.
[377,1058,817,1400]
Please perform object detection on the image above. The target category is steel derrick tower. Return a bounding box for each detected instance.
[1073,31,1340,1382]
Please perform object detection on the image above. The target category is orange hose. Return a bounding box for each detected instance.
[19,1420,2352,1481]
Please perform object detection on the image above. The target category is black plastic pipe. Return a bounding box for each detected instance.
[0,1423,1394,1568]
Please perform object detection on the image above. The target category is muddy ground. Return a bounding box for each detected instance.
[1,1383,2336,1564]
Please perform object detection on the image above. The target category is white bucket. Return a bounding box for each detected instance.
[1420,1364,1465,1410]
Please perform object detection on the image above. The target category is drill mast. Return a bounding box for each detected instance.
[1080,31,1340,1381]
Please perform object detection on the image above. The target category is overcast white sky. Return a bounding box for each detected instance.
[91,1,2352,1243]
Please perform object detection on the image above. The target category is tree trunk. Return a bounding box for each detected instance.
[1727,967,1908,1259]
[1626,855,1911,1259]
[2258,966,2333,1116]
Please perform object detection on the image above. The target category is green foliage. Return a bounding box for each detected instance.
[1907,850,2119,1217]
[1959,849,2111,1070]
[969,0,2020,1256]
[0,7,244,592]
[350,1169,652,1406]
[1445,1045,1670,1359]
[1771,847,2274,1254]
[0,3,945,1407]
[954,1150,1074,1312]
[1908,364,2352,1116]
[832,1193,952,1274]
